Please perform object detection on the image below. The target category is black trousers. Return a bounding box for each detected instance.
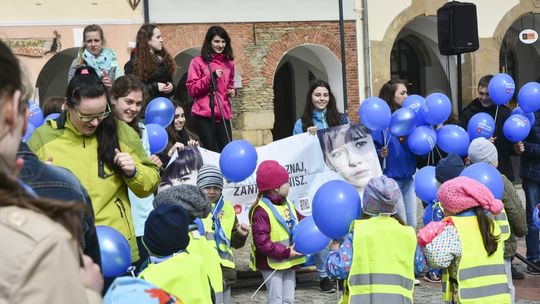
[194,115,232,153]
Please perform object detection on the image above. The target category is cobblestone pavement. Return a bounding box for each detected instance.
[229,185,540,303]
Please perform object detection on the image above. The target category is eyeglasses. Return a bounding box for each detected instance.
[72,103,111,122]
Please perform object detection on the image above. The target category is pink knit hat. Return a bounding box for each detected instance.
[256,160,289,192]
[437,176,504,214]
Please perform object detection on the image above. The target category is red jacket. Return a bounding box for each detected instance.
[186,54,235,122]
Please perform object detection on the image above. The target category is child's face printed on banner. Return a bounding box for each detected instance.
[320,124,380,192]
[157,170,198,192]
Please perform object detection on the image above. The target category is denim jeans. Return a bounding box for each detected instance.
[395,177,417,229]
[314,245,330,279]
[523,179,540,261]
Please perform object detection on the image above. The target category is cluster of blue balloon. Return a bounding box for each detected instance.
[144,97,175,154]
[292,180,361,255]
[96,226,132,277]
[360,92,464,156]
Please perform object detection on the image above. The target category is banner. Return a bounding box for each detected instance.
[163,123,382,223]
[5,31,62,57]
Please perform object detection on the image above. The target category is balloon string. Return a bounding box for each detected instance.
[250,260,289,299]
[427,150,432,166]
[127,265,136,278]
[494,106,499,131]
[435,146,443,160]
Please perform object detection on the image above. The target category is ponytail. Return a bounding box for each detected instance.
[475,207,500,256]
[248,192,264,223]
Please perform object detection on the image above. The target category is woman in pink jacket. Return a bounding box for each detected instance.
[186,25,236,153]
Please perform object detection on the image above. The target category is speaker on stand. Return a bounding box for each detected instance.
[437,1,479,118]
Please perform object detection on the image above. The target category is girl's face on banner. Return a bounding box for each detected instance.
[157,170,198,192]
[326,130,380,190]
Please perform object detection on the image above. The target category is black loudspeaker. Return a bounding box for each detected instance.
[437,1,479,55]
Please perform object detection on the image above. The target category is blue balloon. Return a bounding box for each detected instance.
[518,82,540,113]
[145,123,168,154]
[422,93,452,126]
[28,102,44,127]
[436,124,470,157]
[145,97,175,127]
[219,140,258,182]
[359,97,391,131]
[96,226,132,277]
[414,166,438,204]
[534,204,540,230]
[43,112,61,123]
[503,114,531,142]
[312,180,362,239]
[511,106,535,126]
[460,162,504,199]
[293,216,331,255]
[467,112,495,140]
[407,125,437,155]
[23,123,36,142]
[403,95,427,126]
[488,73,515,105]
[389,107,417,137]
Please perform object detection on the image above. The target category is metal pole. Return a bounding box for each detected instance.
[361,0,372,97]
[338,0,349,113]
[143,0,149,23]
[457,53,462,119]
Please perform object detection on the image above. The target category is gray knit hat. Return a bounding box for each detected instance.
[468,137,498,166]
[362,175,402,216]
[153,184,211,219]
[197,164,224,190]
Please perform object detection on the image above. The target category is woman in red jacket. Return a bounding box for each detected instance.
[186,26,236,152]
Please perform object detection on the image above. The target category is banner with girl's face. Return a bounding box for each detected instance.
[162,123,382,223]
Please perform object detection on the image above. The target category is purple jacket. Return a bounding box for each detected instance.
[251,194,293,270]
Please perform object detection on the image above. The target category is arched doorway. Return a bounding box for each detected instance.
[272,45,342,141]
[391,16,454,101]
[36,47,78,103]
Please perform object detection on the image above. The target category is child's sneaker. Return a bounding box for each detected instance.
[319,277,336,293]
[424,270,441,283]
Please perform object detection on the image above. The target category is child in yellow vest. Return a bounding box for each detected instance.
[138,203,213,303]
[326,175,417,304]
[249,160,305,304]
[197,164,250,304]
[418,176,510,304]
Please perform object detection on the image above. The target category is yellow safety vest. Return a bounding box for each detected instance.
[442,216,510,304]
[346,216,416,304]
[138,251,213,304]
[489,209,510,241]
[249,198,306,270]
[186,229,224,302]
[202,199,236,269]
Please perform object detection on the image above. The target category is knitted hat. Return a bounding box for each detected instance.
[256,160,289,192]
[437,176,504,214]
[435,154,465,184]
[197,164,224,190]
[468,137,498,166]
[362,175,402,216]
[153,184,211,219]
[143,204,190,257]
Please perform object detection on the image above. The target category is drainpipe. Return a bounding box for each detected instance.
[361,0,372,97]
[144,0,149,23]
[339,0,349,113]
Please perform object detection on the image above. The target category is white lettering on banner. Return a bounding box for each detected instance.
[168,124,381,224]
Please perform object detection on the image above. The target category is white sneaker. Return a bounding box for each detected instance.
[414,279,421,285]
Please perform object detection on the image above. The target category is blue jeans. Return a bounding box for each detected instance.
[395,178,417,229]
[314,246,330,279]
[523,179,540,261]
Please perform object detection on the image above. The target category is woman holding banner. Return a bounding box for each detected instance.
[372,79,418,228]
[293,80,348,135]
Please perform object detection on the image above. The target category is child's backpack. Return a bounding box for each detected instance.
[104,276,181,304]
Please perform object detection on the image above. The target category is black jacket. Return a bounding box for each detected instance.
[519,111,540,182]
[124,56,174,101]
[460,99,515,181]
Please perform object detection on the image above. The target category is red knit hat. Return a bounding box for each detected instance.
[437,176,504,215]
[256,160,289,192]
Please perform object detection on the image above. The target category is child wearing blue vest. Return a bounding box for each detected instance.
[249,160,305,304]
[326,175,417,304]
[138,203,213,303]
[418,176,510,304]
